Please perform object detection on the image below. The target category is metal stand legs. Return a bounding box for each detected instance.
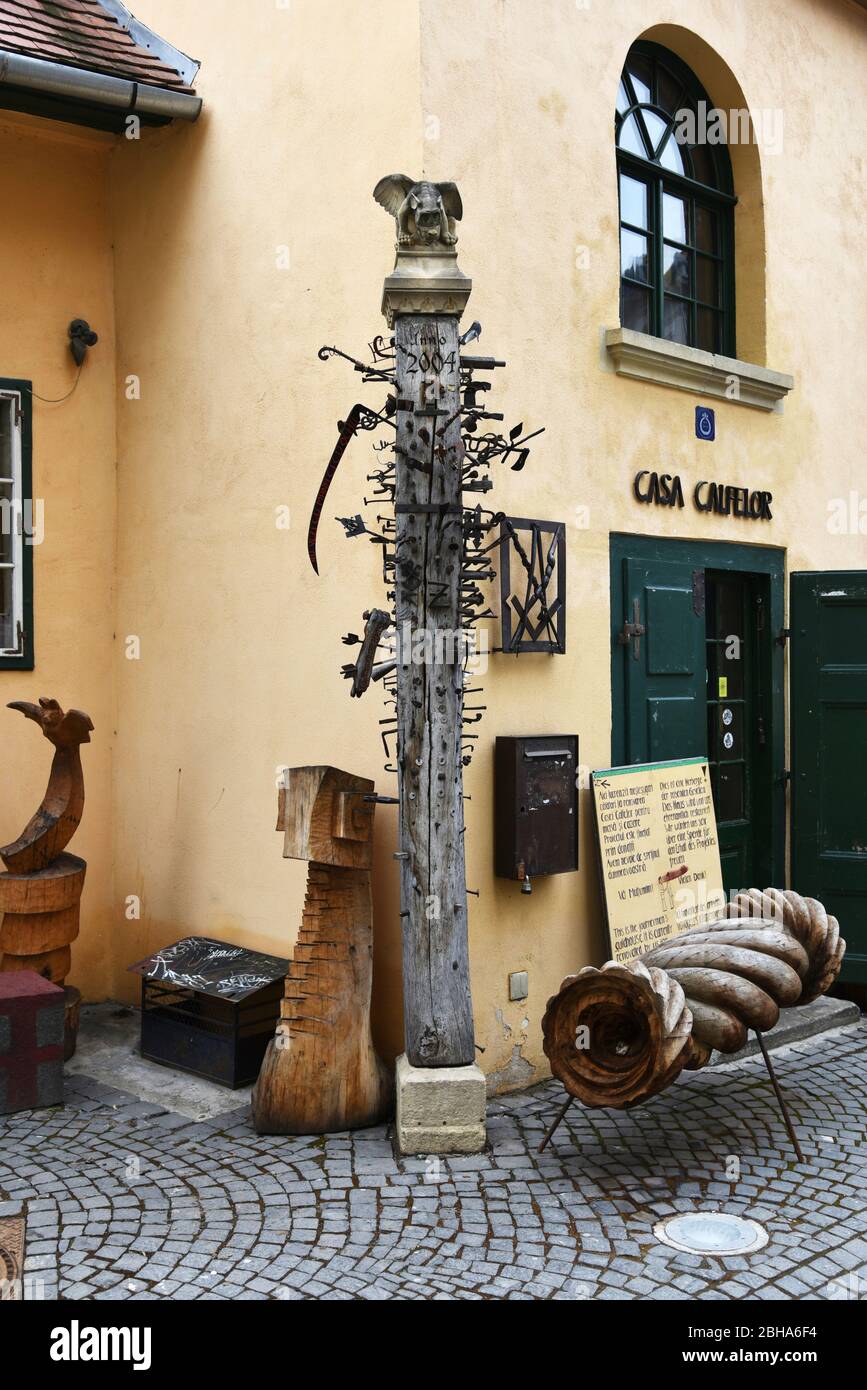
[755,1029,804,1163]
[537,1033,804,1163]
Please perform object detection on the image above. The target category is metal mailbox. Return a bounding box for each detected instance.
[494,735,579,890]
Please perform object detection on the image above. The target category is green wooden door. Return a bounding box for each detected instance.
[791,571,867,984]
[612,535,785,890]
[622,557,706,763]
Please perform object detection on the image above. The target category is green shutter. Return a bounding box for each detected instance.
[791,571,867,984]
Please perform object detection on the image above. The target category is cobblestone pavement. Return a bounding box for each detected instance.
[2,1022,865,1301]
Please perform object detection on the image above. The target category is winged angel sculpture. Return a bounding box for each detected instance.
[373,174,463,248]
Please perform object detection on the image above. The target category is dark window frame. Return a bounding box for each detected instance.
[0,376,34,671]
[616,41,737,357]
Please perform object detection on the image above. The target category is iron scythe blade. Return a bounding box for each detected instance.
[307,403,367,574]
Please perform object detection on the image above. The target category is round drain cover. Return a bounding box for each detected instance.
[654,1211,768,1256]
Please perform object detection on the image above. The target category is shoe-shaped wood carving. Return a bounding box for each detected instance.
[0,698,94,873]
[253,766,393,1135]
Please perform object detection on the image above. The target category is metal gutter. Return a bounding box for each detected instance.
[0,49,201,122]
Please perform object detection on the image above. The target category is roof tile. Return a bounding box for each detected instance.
[0,0,196,92]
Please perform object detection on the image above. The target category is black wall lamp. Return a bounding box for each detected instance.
[68,319,98,366]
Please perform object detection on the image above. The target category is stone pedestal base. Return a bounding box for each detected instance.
[395,1053,486,1155]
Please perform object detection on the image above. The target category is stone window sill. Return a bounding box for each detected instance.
[604,327,794,412]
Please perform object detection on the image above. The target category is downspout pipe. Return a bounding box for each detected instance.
[0,49,202,121]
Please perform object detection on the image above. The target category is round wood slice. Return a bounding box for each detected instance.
[0,903,81,956]
[0,853,86,913]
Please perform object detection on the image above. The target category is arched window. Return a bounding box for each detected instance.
[616,42,736,355]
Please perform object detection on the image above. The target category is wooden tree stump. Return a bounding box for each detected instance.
[252,766,392,1134]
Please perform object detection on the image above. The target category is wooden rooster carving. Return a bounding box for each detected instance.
[0,698,94,1058]
[1,698,93,873]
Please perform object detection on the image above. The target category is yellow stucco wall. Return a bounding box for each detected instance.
[0,114,117,1001]
[13,0,863,1092]
[107,0,422,1059]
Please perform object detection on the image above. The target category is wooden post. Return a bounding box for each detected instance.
[373,176,476,1070]
[393,313,474,1067]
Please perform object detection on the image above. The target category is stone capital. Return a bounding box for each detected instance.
[381,243,472,327]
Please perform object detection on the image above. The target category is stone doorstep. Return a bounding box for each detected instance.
[708,996,860,1068]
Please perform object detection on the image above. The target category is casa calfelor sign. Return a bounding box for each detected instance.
[634,470,773,520]
[591,757,725,964]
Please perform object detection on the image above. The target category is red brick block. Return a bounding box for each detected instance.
[0,971,64,1115]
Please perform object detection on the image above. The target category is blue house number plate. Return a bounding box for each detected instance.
[696,406,715,441]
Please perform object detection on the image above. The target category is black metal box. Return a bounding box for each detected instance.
[129,937,288,1089]
[494,735,579,883]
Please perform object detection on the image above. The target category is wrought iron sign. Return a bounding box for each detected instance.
[498,516,566,655]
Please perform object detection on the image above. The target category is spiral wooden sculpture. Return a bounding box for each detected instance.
[0,698,94,1058]
[542,891,844,1110]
